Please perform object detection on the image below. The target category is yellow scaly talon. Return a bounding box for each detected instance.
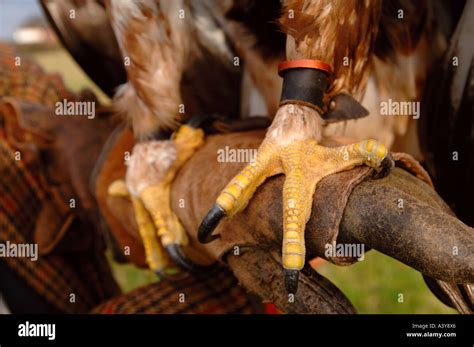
[108,124,205,273]
[108,179,130,197]
[199,106,391,294]
[131,196,169,273]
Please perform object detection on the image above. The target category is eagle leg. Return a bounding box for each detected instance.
[199,106,391,293]
[109,125,207,274]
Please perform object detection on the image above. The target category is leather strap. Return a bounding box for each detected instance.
[279,63,329,112]
[278,59,369,122]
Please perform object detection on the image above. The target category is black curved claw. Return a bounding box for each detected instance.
[165,244,216,272]
[198,204,226,244]
[284,269,300,294]
[372,153,394,179]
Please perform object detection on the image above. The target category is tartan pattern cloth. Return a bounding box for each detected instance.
[0,43,119,313]
[0,138,119,313]
[0,43,74,106]
[92,267,256,314]
[0,43,263,314]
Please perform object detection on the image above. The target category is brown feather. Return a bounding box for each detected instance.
[279,0,382,99]
[375,0,429,61]
[106,0,196,139]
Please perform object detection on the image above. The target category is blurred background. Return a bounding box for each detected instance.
[0,0,455,314]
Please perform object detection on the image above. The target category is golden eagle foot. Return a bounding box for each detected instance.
[199,135,391,293]
[109,125,208,274]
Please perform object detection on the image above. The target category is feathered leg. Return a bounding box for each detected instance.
[199,0,392,293]
[106,0,204,273]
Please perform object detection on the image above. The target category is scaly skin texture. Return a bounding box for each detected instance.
[130,195,169,272]
[212,105,388,273]
[108,125,204,272]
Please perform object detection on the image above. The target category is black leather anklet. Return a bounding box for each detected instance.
[278,59,369,123]
[278,59,332,112]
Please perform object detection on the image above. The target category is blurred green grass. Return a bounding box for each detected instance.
[318,251,455,314]
[107,253,158,293]
[21,45,456,314]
